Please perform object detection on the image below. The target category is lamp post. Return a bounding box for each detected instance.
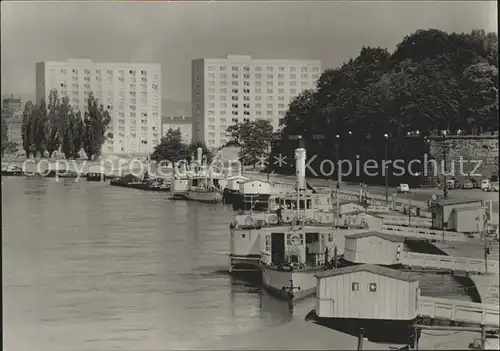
[442,130,448,200]
[384,133,389,204]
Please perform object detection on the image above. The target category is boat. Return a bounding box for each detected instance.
[229,147,371,301]
[222,175,248,204]
[231,179,273,211]
[1,163,23,176]
[170,147,226,203]
[86,165,106,182]
[110,173,171,192]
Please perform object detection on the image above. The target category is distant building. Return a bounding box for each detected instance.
[161,116,192,145]
[35,58,162,155]
[2,95,22,115]
[5,111,23,153]
[192,55,322,148]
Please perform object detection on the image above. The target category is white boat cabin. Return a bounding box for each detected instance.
[259,226,358,269]
[239,179,271,195]
[226,175,248,192]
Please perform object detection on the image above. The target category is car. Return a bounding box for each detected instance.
[397,183,410,193]
[462,179,474,189]
[446,179,457,189]
[481,179,492,192]
[492,182,499,192]
[469,178,480,188]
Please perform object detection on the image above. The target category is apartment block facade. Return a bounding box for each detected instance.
[35,59,161,155]
[192,55,322,148]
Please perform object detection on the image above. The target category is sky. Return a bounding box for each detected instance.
[1,1,497,103]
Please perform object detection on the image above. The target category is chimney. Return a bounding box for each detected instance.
[197,147,203,165]
[295,148,306,191]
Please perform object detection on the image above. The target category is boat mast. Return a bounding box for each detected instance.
[295,146,306,222]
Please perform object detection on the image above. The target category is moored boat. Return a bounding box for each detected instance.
[229,147,371,301]
[222,175,248,204]
[1,163,23,176]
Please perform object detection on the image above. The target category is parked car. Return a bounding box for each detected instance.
[469,178,480,188]
[397,183,410,193]
[462,179,474,189]
[492,182,499,192]
[446,179,458,189]
[481,179,492,192]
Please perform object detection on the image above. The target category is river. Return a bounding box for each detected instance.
[2,177,475,350]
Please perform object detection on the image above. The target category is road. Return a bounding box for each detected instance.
[247,171,499,212]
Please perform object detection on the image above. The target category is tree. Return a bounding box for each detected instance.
[1,116,8,156]
[60,97,84,159]
[21,101,36,158]
[227,119,273,167]
[33,99,48,157]
[460,62,498,134]
[82,92,111,160]
[45,89,63,158]
[151,128,184,162]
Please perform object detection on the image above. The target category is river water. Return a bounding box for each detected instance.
[2,177,474,350]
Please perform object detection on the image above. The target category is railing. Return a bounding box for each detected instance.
[380,215,432,228]
[418,295,500,327]
[382,225,469,242]
[401,252,500,274]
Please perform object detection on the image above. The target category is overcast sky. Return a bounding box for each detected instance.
[1,1,497,102]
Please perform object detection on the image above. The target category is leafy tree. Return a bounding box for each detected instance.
[46,89,63,157]
[227,119,273,167]
[82,92,111,160]
[21,101,36,158]
[183,142,213,163]
[60,97,84,159]
[460,62,498,134]
[151,127,184,162]
[33,99,48,157]
[273,28,499,185]
[1,116,8,156]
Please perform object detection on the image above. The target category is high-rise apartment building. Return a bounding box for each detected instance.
[192,55,322,148]
[36,59,161,155]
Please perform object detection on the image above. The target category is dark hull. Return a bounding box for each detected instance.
[311,314,420,345]
[86,173,106,182]
[1,171,23,176]
[232,193,271,212]
[44,170,80,178]
[110,182,171,192]
[222,188,239,204]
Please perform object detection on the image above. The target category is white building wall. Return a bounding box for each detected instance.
[192,55,322,149]
[35,59,161,155]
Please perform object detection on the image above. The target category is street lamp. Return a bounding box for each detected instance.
[384,133,389,204]
[442,130,448,200]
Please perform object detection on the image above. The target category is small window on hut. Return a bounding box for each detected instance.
[352,282,359,291]
[369,283,377,292]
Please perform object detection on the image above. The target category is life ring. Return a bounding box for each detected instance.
[396,245,401,261]
[269,215,278,225]
[245,216,255,226]
[290,233,301,245]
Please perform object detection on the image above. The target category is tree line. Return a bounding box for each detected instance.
[21,90,111,160]
[1,116,18,156]
[270,28,499,184]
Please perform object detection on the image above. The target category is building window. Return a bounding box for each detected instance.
[232,73,238,79]
[208,65,215,71]
[243,96,250,101]
[352,282,359,291]
[232,66,238,72]
[232,88,238,94]
[232,96,238,101]
[243,103,250,108]
[232,81,238,86]
[369,283,377,292]
[232,111,238,116]
[232,103,238,108]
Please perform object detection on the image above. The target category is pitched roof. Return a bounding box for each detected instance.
[315,264,418,282]
[345,231,405,243]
